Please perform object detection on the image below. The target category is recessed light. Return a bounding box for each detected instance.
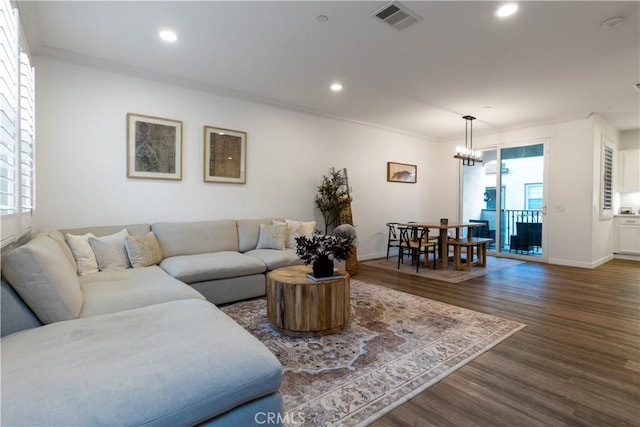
[496,3,518,18]
[317,15,329,23]
[330,83,343,92]
[159,30,178,42]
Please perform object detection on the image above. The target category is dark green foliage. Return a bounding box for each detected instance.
[315,170,353,234]
[295,233,354,264]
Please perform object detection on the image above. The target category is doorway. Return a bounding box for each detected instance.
[461,140,547,261]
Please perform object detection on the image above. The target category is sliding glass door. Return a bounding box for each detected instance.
[461,140,547,260]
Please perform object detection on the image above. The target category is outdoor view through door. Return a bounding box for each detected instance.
[462,143,545,259]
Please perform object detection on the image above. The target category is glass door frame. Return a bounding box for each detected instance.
[459,137,549,262]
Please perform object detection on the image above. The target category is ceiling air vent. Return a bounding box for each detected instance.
[373,2,422,30]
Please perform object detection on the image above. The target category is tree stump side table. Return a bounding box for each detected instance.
[266,265,350,337]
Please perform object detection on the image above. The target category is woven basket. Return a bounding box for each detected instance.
[345,245,358,275]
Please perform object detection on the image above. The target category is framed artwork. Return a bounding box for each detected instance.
[387,162,417,183]
[203,126,247,184]
[127,113,182,180]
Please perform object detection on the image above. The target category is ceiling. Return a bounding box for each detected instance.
[18,1,640,140]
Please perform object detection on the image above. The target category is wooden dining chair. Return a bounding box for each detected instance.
[385,222,401,259]
[397,226,437,272]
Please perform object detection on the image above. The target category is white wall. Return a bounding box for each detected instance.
[619,129,640,151]
[34,58,624,267]
[439,119,598,267]
[34,58,438,260]
[592,115,620,265]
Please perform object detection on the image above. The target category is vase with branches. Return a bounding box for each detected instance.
[315,170,353,234]
[295,233,354,278]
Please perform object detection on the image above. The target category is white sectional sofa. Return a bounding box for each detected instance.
[1,217,311,426]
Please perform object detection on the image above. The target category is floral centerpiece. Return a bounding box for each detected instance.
[295,232,354,278]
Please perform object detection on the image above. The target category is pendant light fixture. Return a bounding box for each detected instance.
[454,115,483,166]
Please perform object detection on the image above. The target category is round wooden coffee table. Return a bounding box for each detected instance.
[266,265,350,337]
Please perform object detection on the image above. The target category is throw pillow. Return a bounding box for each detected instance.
[125,232,163,268]
[284,219,317,248]
[88,229,131,271]
[65,232,99,276]
[272,220,295,248]
[256,223,287,250]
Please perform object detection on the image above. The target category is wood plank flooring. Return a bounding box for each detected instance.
[354,258,639,426]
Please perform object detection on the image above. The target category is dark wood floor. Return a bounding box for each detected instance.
[354,258,640,427]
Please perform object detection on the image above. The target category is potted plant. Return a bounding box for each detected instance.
[295,232,354,278]
[315,170,353,234]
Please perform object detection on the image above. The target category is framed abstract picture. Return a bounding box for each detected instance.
[203,126,247,184]
[387,162,417,183]
[127,113,182,180]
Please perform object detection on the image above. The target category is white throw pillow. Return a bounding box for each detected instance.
[125,232,163,268]
[256,223,287,250]
[284,219,316,248]
[65,232,99,276]
[88,229,131,271]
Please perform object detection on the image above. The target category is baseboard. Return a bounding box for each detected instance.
[358,251,388,261]
[614,253,640,261]
[547,255,614,269]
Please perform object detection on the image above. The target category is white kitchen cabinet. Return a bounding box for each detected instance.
[614,216,640,255]
[618,150,640,192]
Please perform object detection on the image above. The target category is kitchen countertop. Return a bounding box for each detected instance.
[614,214,640,217]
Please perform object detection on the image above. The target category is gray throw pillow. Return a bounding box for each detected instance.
[88,229,131,271]
[256,223,287,250]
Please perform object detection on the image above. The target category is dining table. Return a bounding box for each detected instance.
[397,221,481,270]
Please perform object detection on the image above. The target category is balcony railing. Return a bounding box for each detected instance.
[477,209,542,255]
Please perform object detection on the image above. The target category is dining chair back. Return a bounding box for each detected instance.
[397,225,436,272]
[385,222,401,259]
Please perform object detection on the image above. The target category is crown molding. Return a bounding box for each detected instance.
[15,1,41,55]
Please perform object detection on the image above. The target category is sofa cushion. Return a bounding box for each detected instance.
[237,218,278,252]
[160,251,266,283]
[65,232,99,275]
[88,228,131,271]
[256,223,287,250]
[190,275,266,305]
[244,248,303,270]
[1,299,283,427]
[59,223,151,238]
[79,266,204,317]
[152,220,238,258]
[125,231,163,268]
[46,230,77,271]
[2,235,83,324]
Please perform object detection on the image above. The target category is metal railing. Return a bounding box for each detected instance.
[477,209,542,255]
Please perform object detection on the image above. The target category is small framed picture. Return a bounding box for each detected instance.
[127,113,182,180]
[203,126,247,184]
[387,162,417,183]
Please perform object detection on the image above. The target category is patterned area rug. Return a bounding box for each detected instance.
[362,255,525,283]
[221,280,525,426]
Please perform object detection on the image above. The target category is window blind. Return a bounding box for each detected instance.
[1,0,34,246]
[19,50,34,220]
[0,0,17,217]
[603,144,613,211]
